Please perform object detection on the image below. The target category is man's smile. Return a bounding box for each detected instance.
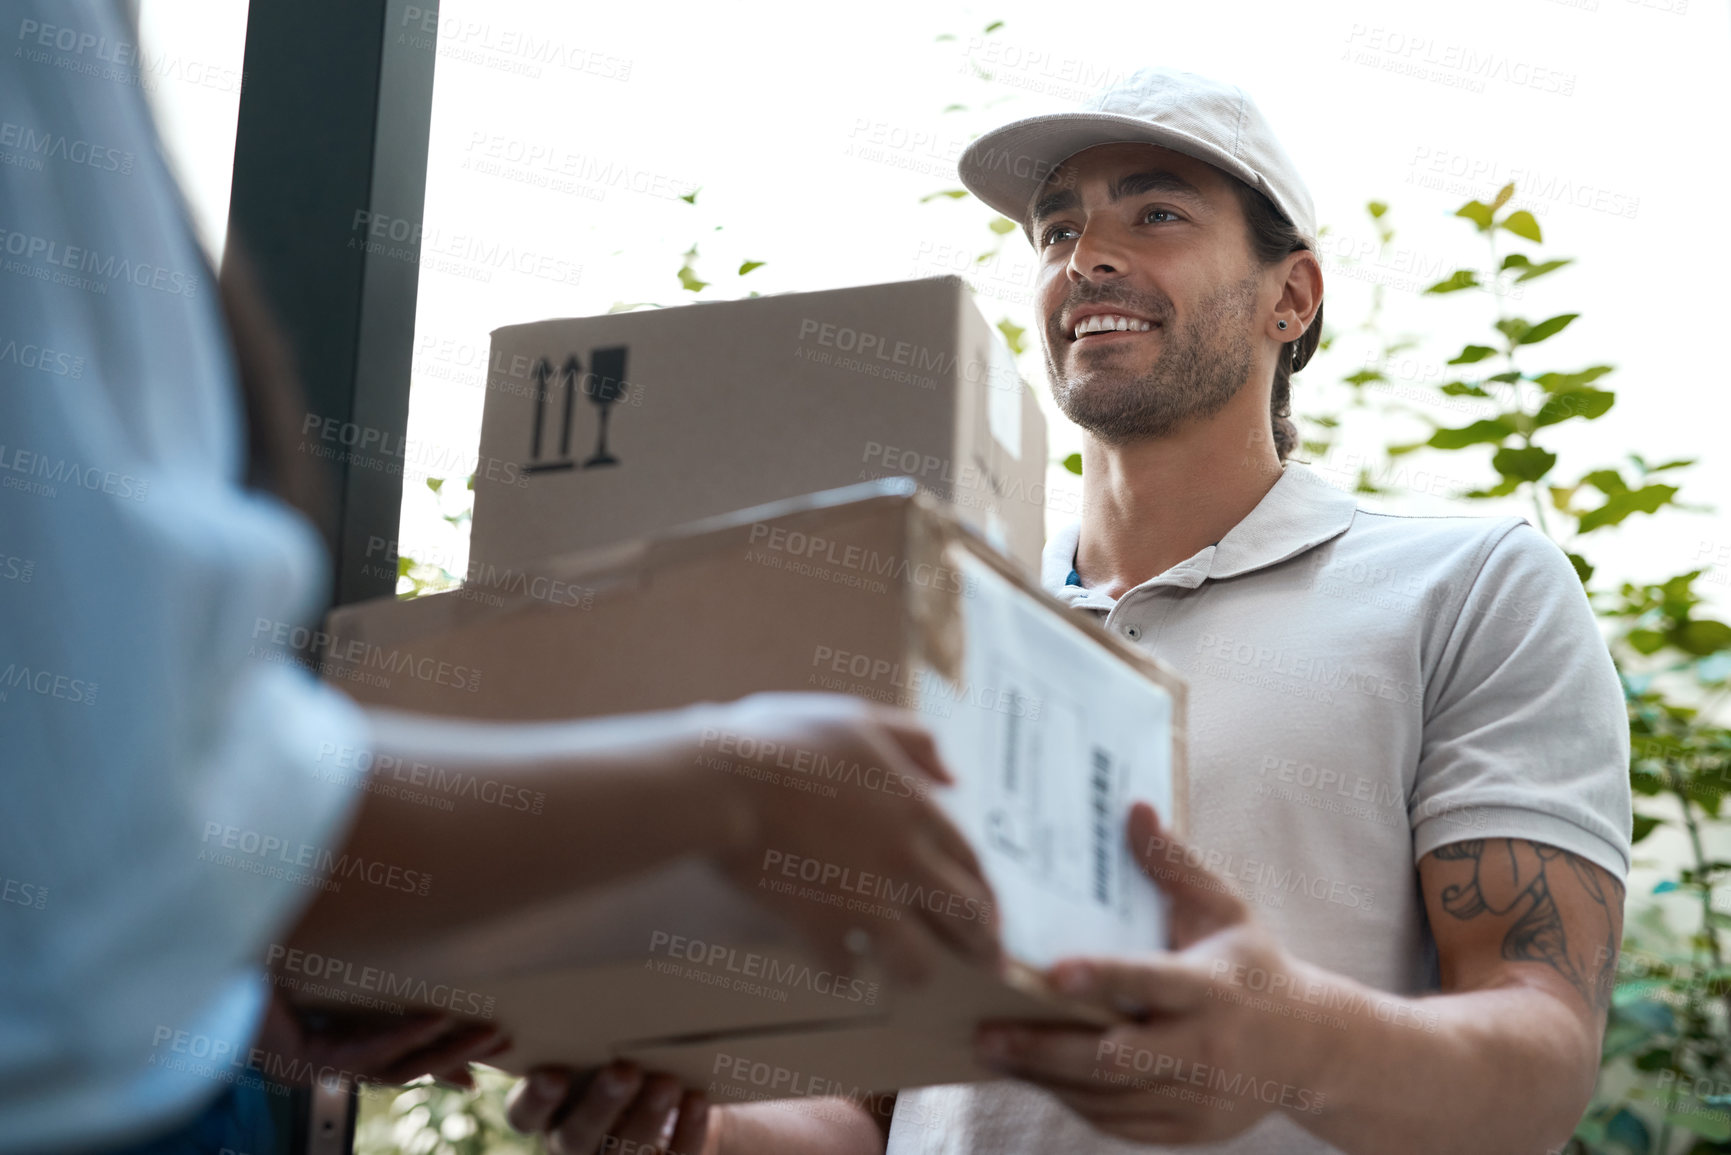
[1066,308,1162,343]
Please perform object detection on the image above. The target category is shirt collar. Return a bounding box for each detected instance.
[1039,461,1359,599]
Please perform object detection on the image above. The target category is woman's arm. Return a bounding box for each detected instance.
[288,693,1000,981]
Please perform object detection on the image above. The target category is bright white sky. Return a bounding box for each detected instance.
[139,0,1731,619]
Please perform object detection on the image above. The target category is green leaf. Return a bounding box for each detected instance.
[1062,452,1082,475]
[1535,366,1615,393]
[1502,251,1585,278]
[677,265,709,293]
[1578,484,1680,534]
[1516,313,1579,346]
[1455,200,1495,231]
[1500,210,1542,242]
[1566,552,1593,583]
[983,19,1004,31]
[1583,469,1628,495]
[1343,369,1385,386]
[1440,382,1490,397]
[1665,1109,1731,1143]
[425,477,444,494]
[1533,388,1615,428]
[1645,457,1697,475]
[1367,201,1387,219]
[1619,999,1676,1035]
[1346,468,1379,495]
[1449,345,1498,364]
[1621,1000,1674,1025]
[679,187,700,205]
[1605,1107,1650,1152]
[1428,418,1515,450]
[1514,258,1572,283]
[1492,445,1557,482]
[987,217,1017,236]
[1495,317,1529,345]
[737,260,766,276]
[1678,620,1731,656]
[1628,629,1668,655]
[1632,813,1664,843]
[997,318,1027,355]
[1490,183,1515,211]
[396,554,415,579]
[1423,270,1480,294]
[919,189,969,203]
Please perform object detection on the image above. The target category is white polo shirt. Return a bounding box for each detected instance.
[888,460,1631,1155]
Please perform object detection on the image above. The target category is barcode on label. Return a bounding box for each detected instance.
[1091,747,1112,905]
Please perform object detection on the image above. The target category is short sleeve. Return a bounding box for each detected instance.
[1410,522,1632,880]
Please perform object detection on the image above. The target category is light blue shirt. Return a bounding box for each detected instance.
[1,2,369,1149]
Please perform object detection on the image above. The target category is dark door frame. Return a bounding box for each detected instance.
[228,0,439,606]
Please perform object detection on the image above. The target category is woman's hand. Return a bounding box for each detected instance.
[696,692,1001,984]
[252,993,510,1091]
[505,1061,713,1155]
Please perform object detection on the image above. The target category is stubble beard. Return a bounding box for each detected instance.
[1047,271,1262,445]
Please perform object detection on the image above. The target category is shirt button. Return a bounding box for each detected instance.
[1124,625,1142,641]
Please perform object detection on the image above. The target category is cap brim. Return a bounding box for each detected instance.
[958,112,1270,243]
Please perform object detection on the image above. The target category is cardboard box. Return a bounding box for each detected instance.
[469,276,1049,580]
[313,481,1184,1100]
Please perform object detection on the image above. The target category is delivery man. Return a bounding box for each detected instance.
[513,66,1631,1155]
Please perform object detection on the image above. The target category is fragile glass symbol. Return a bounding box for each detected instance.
[527,346,629,473]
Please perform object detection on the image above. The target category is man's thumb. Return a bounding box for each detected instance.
[1127,802,1245,927]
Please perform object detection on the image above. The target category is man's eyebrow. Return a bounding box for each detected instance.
[1030,187,1081,227]
[1030,170,1207,227]
[1110,169,1206,204]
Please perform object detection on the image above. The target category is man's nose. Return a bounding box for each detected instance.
[1068,222,1132,281]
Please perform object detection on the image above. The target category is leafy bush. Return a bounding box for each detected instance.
[1307,187,1731,1155]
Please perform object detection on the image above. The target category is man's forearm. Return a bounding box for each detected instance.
[1277,957,1598,1155]
[711,1097,890,1155]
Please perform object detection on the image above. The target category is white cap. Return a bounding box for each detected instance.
[958,67,1317,249]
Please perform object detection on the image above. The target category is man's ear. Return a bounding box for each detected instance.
[1278,250,1324,334]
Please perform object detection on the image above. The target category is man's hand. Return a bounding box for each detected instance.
[253,993,510,1090]
[974,807,1623,1155]
[504,1061,713,1155]
[973,803,1314,1146]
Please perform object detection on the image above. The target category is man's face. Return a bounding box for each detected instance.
[1032,143,1270,445]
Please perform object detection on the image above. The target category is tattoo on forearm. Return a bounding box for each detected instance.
[1433,839,1621,1012]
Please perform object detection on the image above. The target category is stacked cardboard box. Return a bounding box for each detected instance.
[311,281,1187,1099]
[468,276,1049,580]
